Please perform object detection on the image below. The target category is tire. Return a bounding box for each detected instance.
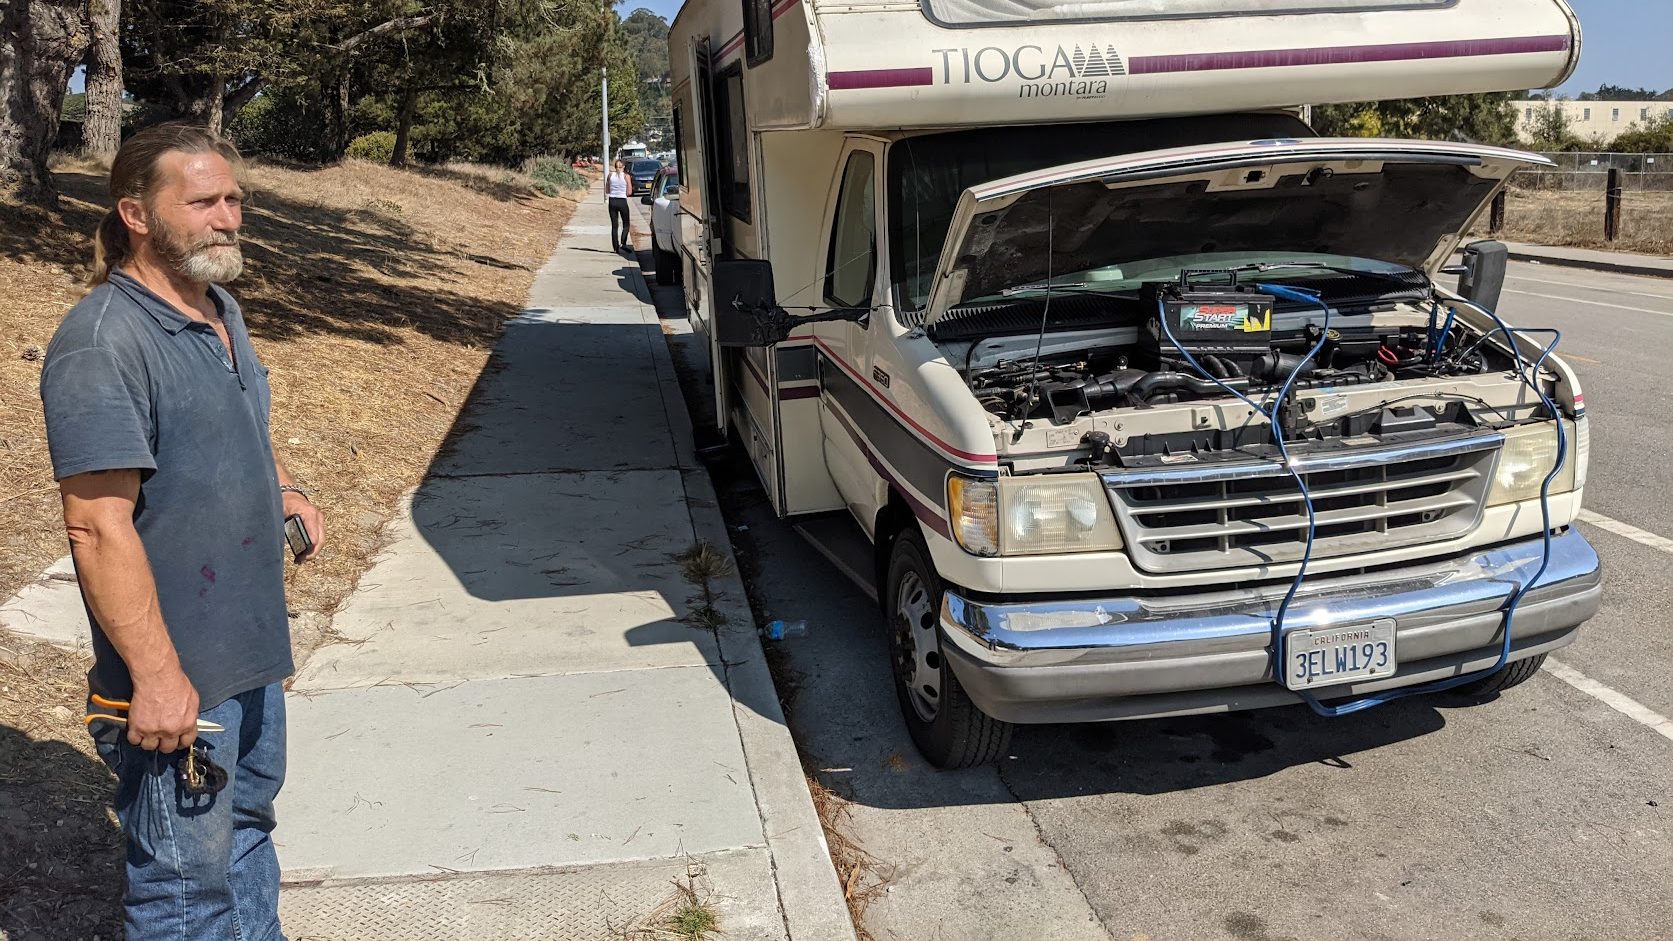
[1453,653,1547,698]
[655,245,676,285]
[884,528,1014,769]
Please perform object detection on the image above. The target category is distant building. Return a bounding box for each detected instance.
[1512,99,1673,142]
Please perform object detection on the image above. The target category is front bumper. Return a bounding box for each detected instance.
[939,531,1602,724]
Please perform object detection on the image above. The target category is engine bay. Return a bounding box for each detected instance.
[932,271,1546,465]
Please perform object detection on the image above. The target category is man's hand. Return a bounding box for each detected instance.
[283,491,325,562]
[126,668,201,752]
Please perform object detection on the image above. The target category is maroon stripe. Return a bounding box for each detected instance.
[829,67,934,90]
[1130,34,1570,75]
[827,401,951,540]
[780,386,820,401]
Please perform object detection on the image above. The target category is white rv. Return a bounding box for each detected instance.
[666,0,1598,767]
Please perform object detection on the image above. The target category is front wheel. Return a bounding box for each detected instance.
[655,245,677,285]
[1452,653,1547,698]
[885,529,1013,769]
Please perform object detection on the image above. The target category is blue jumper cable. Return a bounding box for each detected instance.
[1157,285,1569,717]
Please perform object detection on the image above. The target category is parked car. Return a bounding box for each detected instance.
[647,165,681,285]
[627,158,662,197]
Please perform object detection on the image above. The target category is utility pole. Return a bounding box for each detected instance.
[602,65,611,167]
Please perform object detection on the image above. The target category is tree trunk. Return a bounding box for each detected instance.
[0,0,88,202]
[203,72,225,134]
[327,69,351,159]
[221,76,268,130]
[81,0,121,159]
[390,87,417,167]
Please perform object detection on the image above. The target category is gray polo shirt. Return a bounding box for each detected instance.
[40,269,292,709]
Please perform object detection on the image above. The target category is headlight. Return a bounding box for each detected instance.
[948,474,1122,556]
[1487,420,1577,506]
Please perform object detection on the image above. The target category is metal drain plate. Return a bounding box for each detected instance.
[280,850,787,941]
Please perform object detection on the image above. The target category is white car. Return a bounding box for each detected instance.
[647,165,682,286]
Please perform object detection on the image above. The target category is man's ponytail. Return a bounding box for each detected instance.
[90,209,128,286]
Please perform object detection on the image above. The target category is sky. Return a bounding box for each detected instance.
[619,0,1668,97]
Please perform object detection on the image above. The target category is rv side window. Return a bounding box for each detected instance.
[743,0,774,65]
[825,152,877,310]
[715,69,752,222]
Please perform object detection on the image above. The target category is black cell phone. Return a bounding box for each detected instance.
[284,514,314,563]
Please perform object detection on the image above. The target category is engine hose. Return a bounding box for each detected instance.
[1132,372,1249,402]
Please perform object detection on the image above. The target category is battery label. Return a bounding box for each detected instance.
[1179,304,1244,331]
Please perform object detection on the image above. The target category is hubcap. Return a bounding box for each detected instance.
[893,570,942,722]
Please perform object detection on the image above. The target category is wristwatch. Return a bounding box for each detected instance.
[279,484,312,502]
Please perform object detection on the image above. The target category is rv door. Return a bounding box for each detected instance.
[686,36,729,432]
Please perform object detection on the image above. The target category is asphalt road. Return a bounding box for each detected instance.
[641,240,1673,940]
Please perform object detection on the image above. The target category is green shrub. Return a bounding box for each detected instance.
[346,131,398,163]
[527,156,587,194]
[227,89,332,162]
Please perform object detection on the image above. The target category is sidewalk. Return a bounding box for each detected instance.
[1503,241,1673,279]
[273,186,855,939]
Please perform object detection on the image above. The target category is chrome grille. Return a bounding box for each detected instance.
[1103,435,1501,574]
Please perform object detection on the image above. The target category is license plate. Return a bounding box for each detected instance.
[1282,619,1397,691]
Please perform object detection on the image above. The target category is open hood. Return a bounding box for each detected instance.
[922,138,1550,325]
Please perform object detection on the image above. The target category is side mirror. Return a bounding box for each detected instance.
[713,258,872,347]
[641,195,654,205]
[714,259,790,347]
[1456,240,1508,312]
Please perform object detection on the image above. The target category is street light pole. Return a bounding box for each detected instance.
[601,65,611,168]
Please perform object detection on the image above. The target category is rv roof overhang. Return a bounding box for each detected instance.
[800,0,1578,131]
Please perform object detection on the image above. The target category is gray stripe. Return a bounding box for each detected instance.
[778,345,818,382]
[818,353,994,512]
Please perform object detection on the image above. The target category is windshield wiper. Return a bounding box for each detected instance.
[997,280,1118,297]
[1246,262,1428,288]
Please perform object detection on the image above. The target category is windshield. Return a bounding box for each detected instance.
[631,160,662,175]
[887,113,1315,313]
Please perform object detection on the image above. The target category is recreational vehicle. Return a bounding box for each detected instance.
[665,0,1598,767]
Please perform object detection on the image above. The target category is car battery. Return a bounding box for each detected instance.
[1140,283,1275,360]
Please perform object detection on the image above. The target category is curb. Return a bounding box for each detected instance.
[1508,250,1673,281]
[632,266,860,941]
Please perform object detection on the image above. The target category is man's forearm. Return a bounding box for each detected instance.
[274,451,295,488]
[68,524,181,685]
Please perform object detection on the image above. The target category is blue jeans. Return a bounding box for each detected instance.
[90,683,288,941]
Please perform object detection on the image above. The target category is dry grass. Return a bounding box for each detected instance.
[807,774,894,941]
[609,860,722,941]
[0,155,586,940]
[1480,187,1673,256]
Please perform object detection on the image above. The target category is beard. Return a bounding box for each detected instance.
[147,212,244,284]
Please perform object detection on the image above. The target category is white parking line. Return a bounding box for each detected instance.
[1542,658,1673,743]
[1577,509,1673,555]
[1507,274,1673,302]
[1504,289,1673,319]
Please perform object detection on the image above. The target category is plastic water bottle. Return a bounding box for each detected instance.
[765,619,808,641]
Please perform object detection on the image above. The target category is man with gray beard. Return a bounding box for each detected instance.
[39,123,324,941]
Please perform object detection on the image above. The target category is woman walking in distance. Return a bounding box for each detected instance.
[607,159,631,254]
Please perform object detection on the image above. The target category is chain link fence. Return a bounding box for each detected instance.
[1514,152,1673,192]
